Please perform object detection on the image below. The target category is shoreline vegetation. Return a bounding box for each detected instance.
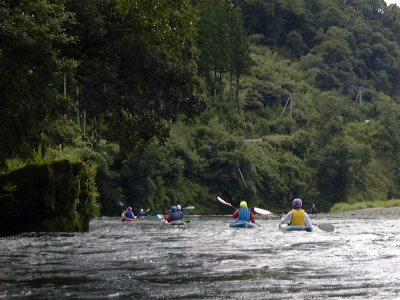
[321,199,400,219]
[330,199,400,212]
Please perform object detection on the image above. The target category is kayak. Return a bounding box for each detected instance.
[229,219,256,228]
[121,216,135,222]
[279,224,313,232]
[163,220,186,226]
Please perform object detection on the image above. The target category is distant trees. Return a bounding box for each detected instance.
[4,0,400,215]
[196,0,251,104]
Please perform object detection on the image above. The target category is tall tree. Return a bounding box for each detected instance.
[64,0,207,156]
[0,0,75,162]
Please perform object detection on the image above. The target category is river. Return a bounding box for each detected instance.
[0,216,399,299]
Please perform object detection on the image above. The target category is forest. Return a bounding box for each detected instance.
[2,0,400,216]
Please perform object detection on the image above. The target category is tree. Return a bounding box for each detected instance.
[227,6,252,104]
[64,0,207,156]
[196,0,230,97]
[0,0,75,162]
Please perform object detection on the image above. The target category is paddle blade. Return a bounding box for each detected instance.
[183,206,195,210]
[254,207,272,215]
[156,214,164,219]
[317,223,334,232]
[217,196,234,208]
[217,196,228,205]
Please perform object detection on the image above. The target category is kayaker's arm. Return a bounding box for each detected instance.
[304,213,313,228]
[232,210,239,219]
[250,212,255,223]
[280,211,292,225]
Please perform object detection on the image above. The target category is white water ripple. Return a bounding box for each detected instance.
[0,216,399,299]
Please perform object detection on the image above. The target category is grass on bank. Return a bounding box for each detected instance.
[330,199,400,213]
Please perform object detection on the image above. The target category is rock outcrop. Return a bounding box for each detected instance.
[0,160,99,236]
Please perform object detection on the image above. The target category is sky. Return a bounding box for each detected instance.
[386,0,400,5]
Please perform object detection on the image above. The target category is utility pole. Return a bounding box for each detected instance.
[355,87,365,104]
[236,163,248,188]
[280,93,301,118]
[83,109,86,136]
[76,86,80,126]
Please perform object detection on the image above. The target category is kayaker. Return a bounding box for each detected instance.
[176,204,184,218]
[138,209,146,217]
[280,198,313,228]
[311,204,318,216]
[124,207,135,219]
[165,206,183,222]
[232,201,255,223]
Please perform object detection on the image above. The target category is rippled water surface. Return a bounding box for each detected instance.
[1,216,400,299]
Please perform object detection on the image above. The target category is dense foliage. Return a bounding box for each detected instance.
[2,0,400,215]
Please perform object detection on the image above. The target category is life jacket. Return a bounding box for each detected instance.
[138,211,146,217]
[172,211,183,221]
[125,210,134,218]
[289,209,305,226]
[238,208,250,222]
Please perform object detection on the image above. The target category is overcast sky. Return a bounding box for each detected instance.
[386,0,400,5]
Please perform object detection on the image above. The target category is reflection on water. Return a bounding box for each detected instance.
[0,216,400,299]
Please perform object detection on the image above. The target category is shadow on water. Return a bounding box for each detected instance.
[0,217,400,299]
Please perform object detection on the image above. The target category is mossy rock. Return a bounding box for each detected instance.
[0,194,19,223]
[0,163,55,220]
[51,160,76,212]
[0,160,99,236]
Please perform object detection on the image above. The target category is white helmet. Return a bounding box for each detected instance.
[177,204,182,210]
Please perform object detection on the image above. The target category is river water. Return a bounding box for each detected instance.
[0,216,399,299]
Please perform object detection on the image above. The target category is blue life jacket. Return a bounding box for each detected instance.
[138,211,146,217]
[238,208,250,221]
[172,211,183,221]
[125,210,134,218]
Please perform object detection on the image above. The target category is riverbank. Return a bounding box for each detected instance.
[318,206,400,219]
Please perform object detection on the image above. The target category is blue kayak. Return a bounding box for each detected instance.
[229,219,256,228]
[279,224,313,232]
[163,220,190,226]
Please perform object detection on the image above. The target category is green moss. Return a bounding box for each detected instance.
[7,163,56,218]
[50,160,75,211]
[0,159,99,235]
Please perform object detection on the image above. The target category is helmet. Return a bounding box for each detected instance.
[140,209,144,212]
[240,201,248,208]
[128,207,132,210]
[171,206,177,213]
[177,205,182,210]
[292,198,302,209]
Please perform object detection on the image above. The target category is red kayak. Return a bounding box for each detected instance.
[121,214,136,222]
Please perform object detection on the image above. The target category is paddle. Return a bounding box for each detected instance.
[313,223,335,232]
[216,196,260,227]
[254,207,272,215]
[217,196,237,209]
[183,206,195,210]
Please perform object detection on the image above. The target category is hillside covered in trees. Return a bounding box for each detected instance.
[2,0,400,215]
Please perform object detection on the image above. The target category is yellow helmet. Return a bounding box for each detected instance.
[240,201,247,208]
